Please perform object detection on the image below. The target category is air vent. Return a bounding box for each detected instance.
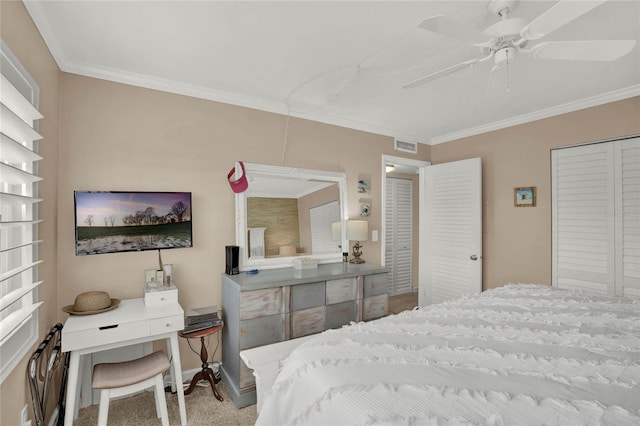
[394,139,418,154]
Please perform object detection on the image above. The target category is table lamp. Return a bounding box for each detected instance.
[347,220,368,264]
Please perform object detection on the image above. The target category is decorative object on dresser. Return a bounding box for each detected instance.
[221,262,389,408]
[347,220,368,264]
[225,245,240,275]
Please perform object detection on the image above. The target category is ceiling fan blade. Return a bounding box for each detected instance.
[403,58,481,89]
[531,40,636,61]
[419,15,492,46]
[521,0,607,40]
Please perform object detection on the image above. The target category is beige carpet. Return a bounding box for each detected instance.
[72,381,257,426]
[73,292,418,425]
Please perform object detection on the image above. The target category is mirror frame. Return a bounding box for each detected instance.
[235,162,348,271]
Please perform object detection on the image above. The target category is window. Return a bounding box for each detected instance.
[0,40,44,384]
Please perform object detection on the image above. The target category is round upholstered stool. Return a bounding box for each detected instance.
[92,350,170,426]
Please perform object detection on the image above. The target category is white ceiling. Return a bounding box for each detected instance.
[24,0,640,145]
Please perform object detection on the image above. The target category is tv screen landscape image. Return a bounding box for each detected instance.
[74,191,192,256]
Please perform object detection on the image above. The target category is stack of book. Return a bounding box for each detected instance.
[183,305,222,333]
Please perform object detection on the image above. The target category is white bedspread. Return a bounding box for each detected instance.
[256,284,640,425]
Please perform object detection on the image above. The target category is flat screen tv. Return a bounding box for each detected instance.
[74,191,192,256]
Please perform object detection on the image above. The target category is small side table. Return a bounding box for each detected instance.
[178,323,224,401]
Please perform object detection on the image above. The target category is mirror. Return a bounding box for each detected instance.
[235,163,348,270]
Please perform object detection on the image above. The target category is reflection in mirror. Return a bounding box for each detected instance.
[236,163,348,270]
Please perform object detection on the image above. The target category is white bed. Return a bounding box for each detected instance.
[253,284,640,425]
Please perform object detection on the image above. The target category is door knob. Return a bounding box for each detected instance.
[470,255,478,261]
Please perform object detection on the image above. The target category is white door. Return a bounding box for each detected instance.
[551,137,640,297]
[385,177,413,295]
[552,143,615,294]
[419,157,482,306]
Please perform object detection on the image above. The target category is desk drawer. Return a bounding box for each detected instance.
[144,287,178,307]
[149,314,183,335]
[63,320,150,352]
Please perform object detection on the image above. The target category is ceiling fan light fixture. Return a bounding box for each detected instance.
[494,46,516,66]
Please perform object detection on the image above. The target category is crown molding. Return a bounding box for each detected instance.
[62,59,638,148]
[61,60,424,143]
[429,85,640,145]
[57,60,640,148]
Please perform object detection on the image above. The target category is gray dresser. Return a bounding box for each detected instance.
[221,262,389,407]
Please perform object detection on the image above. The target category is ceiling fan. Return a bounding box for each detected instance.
[403,0,636,89]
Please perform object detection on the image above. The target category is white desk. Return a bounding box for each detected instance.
[62,298,187,426]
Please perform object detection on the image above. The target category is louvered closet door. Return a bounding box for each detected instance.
[552,138,640,297]
[385,177,413,295]
[552,143,615,293]
[615,137,640,297]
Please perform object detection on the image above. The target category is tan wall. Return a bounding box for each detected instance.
[55,73,428,373]
[431,96,640,290]
[0,2,60,425]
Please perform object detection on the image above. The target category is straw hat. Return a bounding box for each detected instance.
[62,291,120,315]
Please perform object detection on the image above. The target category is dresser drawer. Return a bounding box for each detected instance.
[363,273,388,297]
[326,278,357,304]
[148,314,183,335]
[291,281,325,311]
[326,301,357,330]
[240,314,288,350]
[291,306,325,338]
[363,294,388,321]
[240,287,286,320]
[63,320,150,352]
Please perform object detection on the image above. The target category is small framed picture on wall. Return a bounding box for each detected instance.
[357,179,370,194]
[359,199,371,217]
[514,186,536,207]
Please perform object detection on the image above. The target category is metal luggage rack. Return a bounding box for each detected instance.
[28,323,68,426]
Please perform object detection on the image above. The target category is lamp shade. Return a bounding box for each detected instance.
[347,220,368,241]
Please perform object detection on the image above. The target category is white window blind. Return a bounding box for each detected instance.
[0,40,44,384]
